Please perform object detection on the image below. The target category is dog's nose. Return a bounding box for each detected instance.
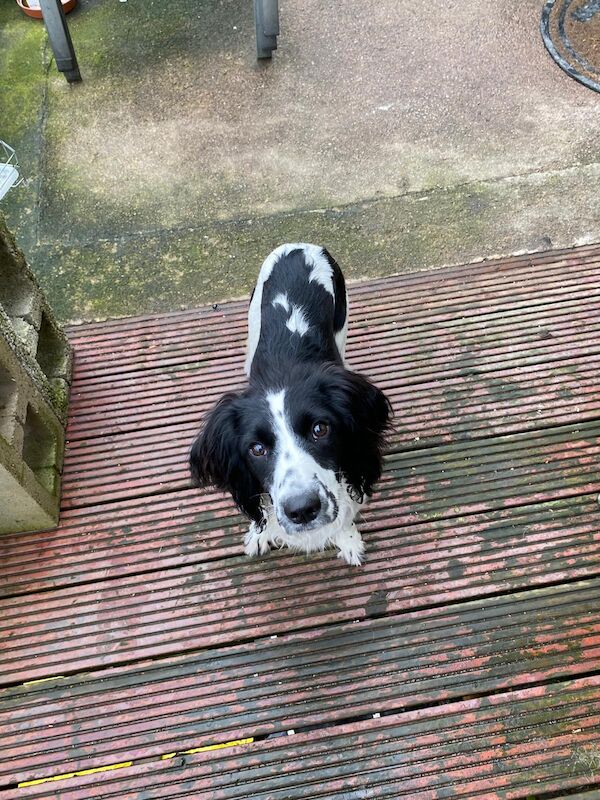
[283,492,321,526]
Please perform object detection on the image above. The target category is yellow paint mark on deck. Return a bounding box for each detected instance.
[22,676,65,687]
[19,761,133,787]
[17,739,254,787]
[161,738,254,760]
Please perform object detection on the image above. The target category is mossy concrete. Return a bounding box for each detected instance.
[1,0,599,321]
[32,162,600,321]
[0,1,47,251]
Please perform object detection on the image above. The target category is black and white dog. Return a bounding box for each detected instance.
[189,243,391,565]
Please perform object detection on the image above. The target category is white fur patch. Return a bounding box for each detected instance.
[285,305,310,336]
[272,292,290,313]
[245,491,365,565]
[334,288,349,360]
[244,514,278,557]
[266,390,347,531]
[308,256,335,296]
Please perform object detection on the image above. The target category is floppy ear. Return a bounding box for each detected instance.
[189,393,263,523]
[324,367,392,501]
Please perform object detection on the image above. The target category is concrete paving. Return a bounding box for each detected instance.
[1,0,599,321]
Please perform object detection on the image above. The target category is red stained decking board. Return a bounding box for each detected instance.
[5,678,600,799]
[1,580,599,785]
[1,244,600,798]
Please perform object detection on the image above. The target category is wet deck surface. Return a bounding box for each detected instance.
[1,246,600,798]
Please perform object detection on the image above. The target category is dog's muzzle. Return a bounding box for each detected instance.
[277,480,339,534]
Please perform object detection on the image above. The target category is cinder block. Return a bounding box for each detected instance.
[0,362,18,443]
[0,220,42,357]
[0,216,72,534]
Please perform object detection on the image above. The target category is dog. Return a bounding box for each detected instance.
[189,243,391,565]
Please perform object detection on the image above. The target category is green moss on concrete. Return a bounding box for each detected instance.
[2,0,599,324]
[0,3,46,247]
[27,162,600,323]
[0,4,45,112]
[35,0,556,250]
[66,0,242,75]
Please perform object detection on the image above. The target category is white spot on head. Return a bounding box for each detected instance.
[286,305,310,336]
[266,389,341,532]
[272,292,290,313]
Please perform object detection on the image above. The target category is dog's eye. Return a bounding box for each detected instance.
[249,442,268,457]
[312,421,329,440]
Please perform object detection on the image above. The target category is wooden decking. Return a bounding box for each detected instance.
[1,245,600,798]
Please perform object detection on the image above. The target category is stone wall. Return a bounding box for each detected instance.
[0,217,72,533]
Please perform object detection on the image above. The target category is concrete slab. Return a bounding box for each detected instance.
[1,0,599,320]
[34,162,600,320]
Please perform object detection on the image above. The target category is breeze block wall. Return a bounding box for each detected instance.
[0,217,72,533]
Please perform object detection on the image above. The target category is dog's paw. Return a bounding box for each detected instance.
[337,546,365,567]
[244,522,271,557]
[336,528,365,566]
[244,523,261,557]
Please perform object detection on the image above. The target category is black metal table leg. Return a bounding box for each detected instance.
[39,0,82,82]
[254,0,279,59]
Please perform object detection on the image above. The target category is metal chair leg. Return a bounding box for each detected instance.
[39,0,82,82]
[254,0,279,59]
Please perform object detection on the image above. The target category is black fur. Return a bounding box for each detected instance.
[190,363,391,520]
[189,391,264,523]
[307,364,392,501]
[249,247,344,386]
[189,244,392,527]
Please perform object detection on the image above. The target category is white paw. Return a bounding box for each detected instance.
[244,522,271,557]
[244,524,260,557]
[336,528,365,566]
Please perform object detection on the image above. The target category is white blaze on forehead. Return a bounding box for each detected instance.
[267,389,304,500]
[272,292,290,312]
[285,305,310,336]
[266,389,340,518]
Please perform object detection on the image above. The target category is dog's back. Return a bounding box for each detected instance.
[245,243,348,378]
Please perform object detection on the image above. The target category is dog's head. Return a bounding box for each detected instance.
[190,364,392,533]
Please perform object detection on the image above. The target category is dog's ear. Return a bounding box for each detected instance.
[322,366,392,501]
[189,393,263,523]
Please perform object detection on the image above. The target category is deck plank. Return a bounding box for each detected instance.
[1,492,598,599]
[65,351,600,440]
[7,678,600,799]
[1,488,599,683]
[1,244,599,798]
[59,417,600,508]
[1,580,598,785]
